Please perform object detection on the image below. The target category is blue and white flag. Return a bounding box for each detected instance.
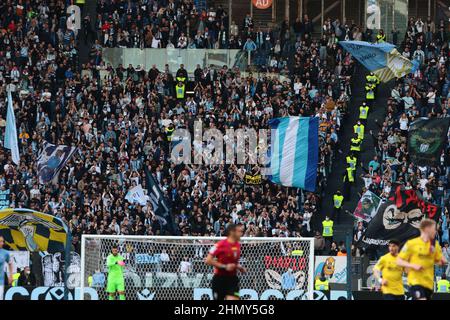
[339,41,419,82]
[125,184,149,206]
[269,117,318,192]
[4,90,20,165]
[37,141,77,184]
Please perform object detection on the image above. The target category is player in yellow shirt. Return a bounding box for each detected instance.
[397,219,447,300]
[373,239,404,300]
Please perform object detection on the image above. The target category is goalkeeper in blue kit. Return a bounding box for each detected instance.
[106,244,126,300]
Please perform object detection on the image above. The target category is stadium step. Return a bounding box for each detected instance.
[314,64,395,245]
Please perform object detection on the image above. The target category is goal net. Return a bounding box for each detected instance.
[80,235,315,300]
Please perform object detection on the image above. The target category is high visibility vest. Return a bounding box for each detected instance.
[344,167,354,183]
[176,76,186,83]
[437,279,450,292]
[354,124,365,140]
[346,156,357,169]
[315,278,329,291]
[350,138,361,152]
[359,106,369,119]
[12,272,20,286]
[333,194,344,209]
[376,34,385,43]
[366,75,379,84]
[322,220,334,237]
[374,75,380,85]
[175,84,185,99]
[365,85,375,99]
[166,127,174,141]
[76,0,86,4]
[88,275,93,287]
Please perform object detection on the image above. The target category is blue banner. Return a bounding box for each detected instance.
[269,117,318,192]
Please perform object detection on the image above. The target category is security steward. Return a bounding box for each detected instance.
[366,72,379,86]
[175,80,186,100]
[332,191,344,224]
[437,274,450,293]
[342,162,355,200]
[365,83,376,108]
[322,216,334,249]
[165,122,175,142]
[353,120,365,141]
[366,71,380,102]
[17,266,36,286]
[315,274,330,292]
[346,152,357,170]
[376,29,386,43]
[350,133,362,158]
[359,102,369,125]
[11,271,20,286]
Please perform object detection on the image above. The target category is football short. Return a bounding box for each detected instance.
[409,285,433,300]
[211,275,240,300]
[106,278,125,293]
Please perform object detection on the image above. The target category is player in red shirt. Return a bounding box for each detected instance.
[205,223,246,300]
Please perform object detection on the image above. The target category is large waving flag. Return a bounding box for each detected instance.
[339,41,419,82]
[37,141,77,184]
[0,208,69,252]
[4,90,20,165]
[269,117,318,192]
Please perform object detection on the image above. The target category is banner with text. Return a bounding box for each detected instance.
[361,184,440,247]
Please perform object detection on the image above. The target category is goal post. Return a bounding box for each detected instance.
[80,235,315,300]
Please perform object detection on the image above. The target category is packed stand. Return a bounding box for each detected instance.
[0,3,362,253]
[350,18,449,275]
[95,0,230,49]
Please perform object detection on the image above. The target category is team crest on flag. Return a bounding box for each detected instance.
[408,118,450,167]
[0,208,69,252]
[37,141,77,184]
[268,117,319,192]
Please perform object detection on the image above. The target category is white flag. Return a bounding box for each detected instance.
[4,90,20,165]
[125,185,149,206]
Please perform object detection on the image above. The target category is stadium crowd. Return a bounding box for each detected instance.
[95,0,230,49]
[0,0,449,266]
[0,0,358,256]
[351,17,450,272]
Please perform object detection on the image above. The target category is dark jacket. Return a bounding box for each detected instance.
[17,271,37,287]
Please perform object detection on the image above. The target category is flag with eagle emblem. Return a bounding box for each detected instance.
[0,208,69,252]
